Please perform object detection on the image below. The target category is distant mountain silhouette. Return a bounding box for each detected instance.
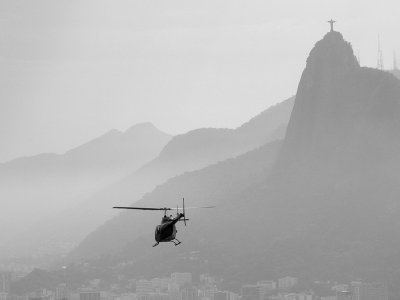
[63,30,400,296]
[64,122,171,171]
[66,139,282,263]
[282,32,400,165]
[135,96,294,186]
[2,122,168,172]
[0,123,171,257]
[4,98,293,260]
[260,32,400,291]
[64,97,293,261]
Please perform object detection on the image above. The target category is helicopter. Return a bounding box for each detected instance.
[113,198,215,247]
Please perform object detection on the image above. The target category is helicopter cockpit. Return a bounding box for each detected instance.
[161,215,173,223]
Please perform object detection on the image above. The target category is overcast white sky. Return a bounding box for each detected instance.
[1,0,399,162]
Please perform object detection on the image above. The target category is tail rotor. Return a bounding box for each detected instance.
[183,197,187,226]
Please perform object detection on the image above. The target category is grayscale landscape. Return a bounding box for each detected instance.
[1,1,400,300]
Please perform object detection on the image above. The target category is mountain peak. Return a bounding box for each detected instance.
[306,31,359,76]
[281,32,400,163]
[125,122,157,133]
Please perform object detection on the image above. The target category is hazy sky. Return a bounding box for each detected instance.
[1,0,399,162]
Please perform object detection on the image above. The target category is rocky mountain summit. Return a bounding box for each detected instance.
[15,30,400,297]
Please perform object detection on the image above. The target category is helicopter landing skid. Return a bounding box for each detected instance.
[152,240,181,247]
[171,239,181,246]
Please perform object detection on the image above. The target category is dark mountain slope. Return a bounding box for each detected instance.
[70,30,400,295]
[68,140,282,262]
[17,29,400,297]
[139,96,294,179]
[63,97,293,261]
[6,97,293,261]
[281,32,400,164]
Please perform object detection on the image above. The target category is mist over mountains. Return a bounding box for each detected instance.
[0,123,171,256]
[2,97,293,260]
[56,30,400,294]
[53,96,293,259]
[6,25,400,300]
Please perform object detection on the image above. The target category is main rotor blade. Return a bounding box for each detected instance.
[113,206,172,211]
[174,206,216,210]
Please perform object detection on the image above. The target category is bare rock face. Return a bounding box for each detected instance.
[281,31,400,165]
[70,32,400,271]
[21,32,400,295]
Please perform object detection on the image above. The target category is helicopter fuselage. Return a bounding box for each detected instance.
[155,213,184,244]
[113,198,214,247]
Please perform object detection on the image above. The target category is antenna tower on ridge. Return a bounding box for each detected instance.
[377,34,384,70]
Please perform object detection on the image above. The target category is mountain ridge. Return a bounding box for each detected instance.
[66,96,294,261]
[0,123,172,257]
[66,30,400,295]
[3,97,294,261]
[14,29,400,297]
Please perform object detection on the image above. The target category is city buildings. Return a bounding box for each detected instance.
[258,281,277,298]
[350,282,388,300]
[336,290,352,300]
[151,278,170,293]
[241,284,260,300]
[0,268,391,300]
[180,286,197,300]
[0,272,11,293]
[0,292,8,300]
[278,277,298,290]
[136,280,154,298]
[79,291,100,300]
[241,280,278,300]
[56,284,69,300]
[171,273,192,288]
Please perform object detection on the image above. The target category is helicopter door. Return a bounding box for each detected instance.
[155,225,162,242]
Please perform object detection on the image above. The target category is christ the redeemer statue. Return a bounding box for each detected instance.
[328,19,336,32]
